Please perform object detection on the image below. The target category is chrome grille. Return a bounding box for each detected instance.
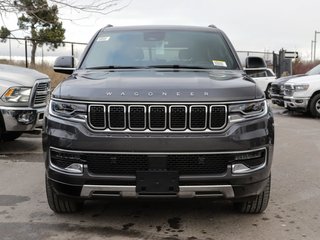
[33,81,50,107]
[88,104,227,132]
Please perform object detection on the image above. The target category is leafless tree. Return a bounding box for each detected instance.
[0,0,132,16]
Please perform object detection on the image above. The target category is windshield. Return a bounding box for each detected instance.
[81,29,240,70]
[307,64,320,75]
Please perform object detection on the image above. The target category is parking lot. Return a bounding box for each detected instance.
[0,105,320,240]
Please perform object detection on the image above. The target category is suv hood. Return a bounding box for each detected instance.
[53,69,262,102]
[0,64,49,87]
[272,74,306,86]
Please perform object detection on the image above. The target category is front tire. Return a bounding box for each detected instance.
[46,176,83,213]
[0,132,23,141]
[234,176,271,214]
[309,93,320,117]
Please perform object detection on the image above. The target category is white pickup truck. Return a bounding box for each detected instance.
[0,64,51,141]
[284,68,320,117]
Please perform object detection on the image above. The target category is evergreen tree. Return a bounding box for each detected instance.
[16,0,65,66]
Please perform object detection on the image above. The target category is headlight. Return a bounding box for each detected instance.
[294,84,309,91]
[49,100,87,121]
[1,87,31,103]
[229,100,267,122]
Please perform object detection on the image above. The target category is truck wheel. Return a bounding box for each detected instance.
[234,176,271,214]
[309,93,320,117]
[46,176,83,213]
[0,132,23,141]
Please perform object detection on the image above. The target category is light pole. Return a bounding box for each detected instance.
[311,40,315,61]
[314,31,320,61]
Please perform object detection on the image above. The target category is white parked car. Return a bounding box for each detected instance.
[244,67,276,98]
[284,69,320,117]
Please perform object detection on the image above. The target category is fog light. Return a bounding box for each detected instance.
[65,163,83,173]
[232,163,251,174]
[17,112,36,124]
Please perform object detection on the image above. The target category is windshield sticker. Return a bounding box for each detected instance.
[97,36,110,42]
[212,60,227,68]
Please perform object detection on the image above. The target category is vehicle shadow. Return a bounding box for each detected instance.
[0,133,42,154]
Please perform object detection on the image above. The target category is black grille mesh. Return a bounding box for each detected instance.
[210,106,226,129]
[89,106,105,128]
[149,106,166,129]
[170,106,186,129]
[109,106,125,129]
[50,149,266,175]
[190,106,206,129]
[85,153,233,175]
[129,106,145,129]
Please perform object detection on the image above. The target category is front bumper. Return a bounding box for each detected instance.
[0,106,45,132]
[284,96,310,111]
[43,112,274,200]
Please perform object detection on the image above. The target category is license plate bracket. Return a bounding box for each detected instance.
[136,171,179,194]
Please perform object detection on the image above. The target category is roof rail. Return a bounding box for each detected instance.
[208,24,217,28]
[104,24,113,28]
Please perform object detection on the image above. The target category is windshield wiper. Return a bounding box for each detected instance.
[147,65,211,69]
[86,66,147,70]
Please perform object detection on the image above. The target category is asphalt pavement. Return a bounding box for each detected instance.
[0,106,320,240]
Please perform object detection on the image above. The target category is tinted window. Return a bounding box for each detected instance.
[81,30,239,70]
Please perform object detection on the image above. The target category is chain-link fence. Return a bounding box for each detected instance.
[0,37,87,67]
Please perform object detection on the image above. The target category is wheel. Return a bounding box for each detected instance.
[234,176,271,214]
[0,132,23,141]
[46,176,83,213]
[265,85,271,99]
[309,93,320,117]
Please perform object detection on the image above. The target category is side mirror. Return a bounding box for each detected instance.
[245,56,267,69]
[53,56,76,74]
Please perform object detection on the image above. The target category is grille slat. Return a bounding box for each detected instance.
[33,81,50,106]
[88,104,227,131]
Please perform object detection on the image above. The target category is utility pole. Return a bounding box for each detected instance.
[314,31,320,61]
[311,40,315,62]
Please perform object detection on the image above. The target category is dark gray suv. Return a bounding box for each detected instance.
[43,25,274,214]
